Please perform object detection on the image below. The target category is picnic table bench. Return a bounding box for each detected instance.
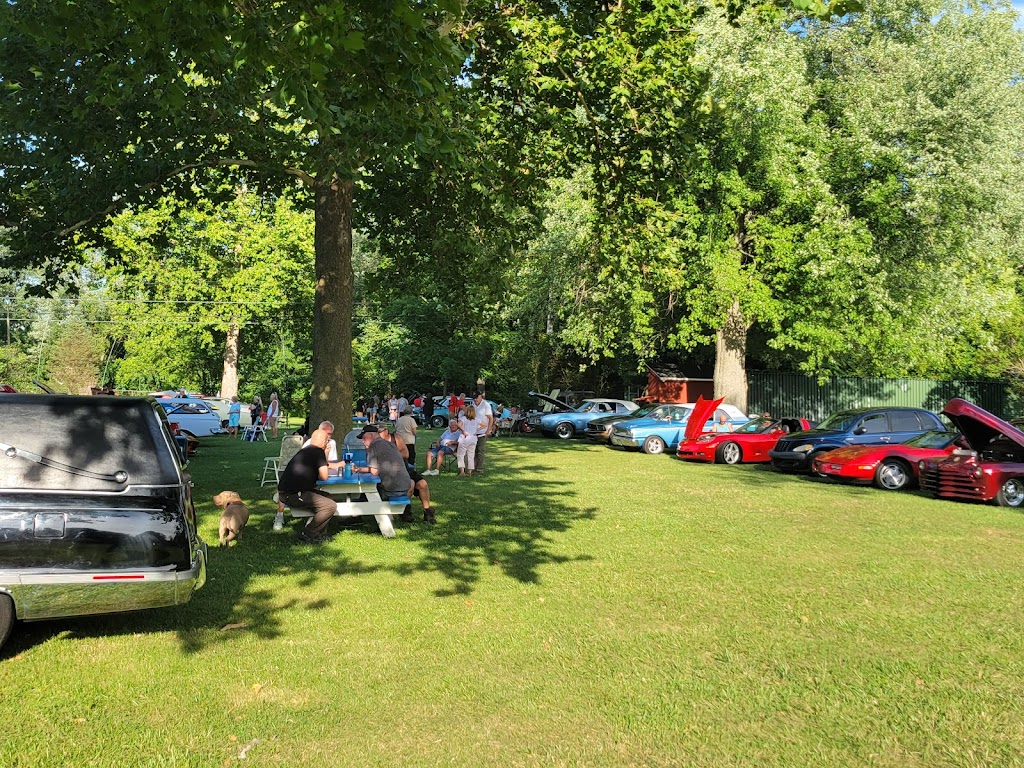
[274,470,408,538]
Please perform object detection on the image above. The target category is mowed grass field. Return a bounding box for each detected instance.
[2,430,1023,767]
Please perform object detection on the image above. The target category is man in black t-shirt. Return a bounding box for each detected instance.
[277,428,337,542]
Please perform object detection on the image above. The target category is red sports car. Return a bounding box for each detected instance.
[812,430,962,491]
[676,413,814,465]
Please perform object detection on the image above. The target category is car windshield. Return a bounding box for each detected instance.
[816,411,860,431]
[734,417,776,434]
[575,401,600,413]
[645,405,691,422]
[903,430,955,449]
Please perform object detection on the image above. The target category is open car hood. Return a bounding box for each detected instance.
[527,391,574,412]
[684,396,724,441]
[941,398,1024,453]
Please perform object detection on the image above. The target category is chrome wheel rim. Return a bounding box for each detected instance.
[722,443,740,464]
[1002,479,1024,506]
[645,438,664,455]
[877,462,907,490]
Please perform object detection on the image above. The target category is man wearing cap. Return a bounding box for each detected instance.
[277,428,337,543]
[472,391,494,474]
[353,425,435,524]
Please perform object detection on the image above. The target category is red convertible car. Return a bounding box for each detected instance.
[919,398,1024,507]
[811,430,962,490]
[676,405,814,465]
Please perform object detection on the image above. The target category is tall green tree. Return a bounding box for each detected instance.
[99,191,315,404]
[1,0,467,425]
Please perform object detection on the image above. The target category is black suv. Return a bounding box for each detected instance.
[769,406,945,472]
[0,395,207,651]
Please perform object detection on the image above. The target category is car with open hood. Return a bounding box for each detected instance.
[529,397,639,439]
[609,397,752,455]
[585,402,663,443]
[919,399,1024,507]
[676,414,815,464]
[812,430,963,490]
[769,406,945,473]
[0,394,208,651]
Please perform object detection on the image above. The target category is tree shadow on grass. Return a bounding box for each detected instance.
[3,435,596,656]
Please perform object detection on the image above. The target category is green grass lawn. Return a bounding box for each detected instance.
[3,431,1024,767]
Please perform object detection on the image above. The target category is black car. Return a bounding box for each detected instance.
[0,395,208,651]
[769,406,945,473]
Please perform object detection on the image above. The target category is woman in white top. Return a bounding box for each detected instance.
[456,404,482,476]
[266,393,281,438]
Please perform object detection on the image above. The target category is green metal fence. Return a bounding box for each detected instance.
[747,372,1011,422]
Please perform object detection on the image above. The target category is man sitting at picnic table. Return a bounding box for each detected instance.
[424,419,459,476]
[277,428,338,544]
[302,420,338,461]
[354,425,435,525]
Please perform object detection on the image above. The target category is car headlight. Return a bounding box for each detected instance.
[919,461,925,471]
[793,444,815,453]
[696,435,714,443]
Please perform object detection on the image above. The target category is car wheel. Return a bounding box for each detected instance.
[996,478,1024,507]
[875,459,910,491]
[0,593,14,652]
[220,419,229,429]
[716,441,742,465]
[808,450,831,477]
[430,415,446,428]
[554,422,575,440]
[642,436,666,455]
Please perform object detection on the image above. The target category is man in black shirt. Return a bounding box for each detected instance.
[277,428,337,543]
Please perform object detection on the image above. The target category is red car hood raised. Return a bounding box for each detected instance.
[684,396,724,441]
[942,398,1024,453]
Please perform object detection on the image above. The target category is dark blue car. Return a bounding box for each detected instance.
[769,406,945,473]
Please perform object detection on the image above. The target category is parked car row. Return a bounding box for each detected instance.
[528,389,1024,509]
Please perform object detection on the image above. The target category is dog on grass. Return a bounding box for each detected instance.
[213,491,250,546]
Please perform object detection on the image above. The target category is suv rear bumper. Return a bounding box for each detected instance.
[1,538,207,621]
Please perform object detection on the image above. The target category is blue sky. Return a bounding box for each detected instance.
[1015,1,1024,28]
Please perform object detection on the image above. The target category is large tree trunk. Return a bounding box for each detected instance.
[219,319,240,399]
[714,298,749,412]
[310,178,355,430]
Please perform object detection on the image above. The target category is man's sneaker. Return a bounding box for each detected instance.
[273,511,285,531]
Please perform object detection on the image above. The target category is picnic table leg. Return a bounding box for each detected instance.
[374,514,396,538]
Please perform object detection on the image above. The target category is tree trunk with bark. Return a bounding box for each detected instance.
[714,298,749,412]
[219,320,240,399]
[310,177,355,430]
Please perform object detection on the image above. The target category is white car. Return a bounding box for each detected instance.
[157,398,225,437]
[203,397,254,429]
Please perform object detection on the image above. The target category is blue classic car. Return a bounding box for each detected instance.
[527,396,640,439]
[609,400,752,455]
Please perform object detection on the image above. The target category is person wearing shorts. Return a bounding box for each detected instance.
[425,420,459,475]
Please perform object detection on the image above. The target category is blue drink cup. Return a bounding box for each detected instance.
[343,452,353,477]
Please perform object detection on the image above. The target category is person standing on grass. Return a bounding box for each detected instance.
[266,393,281,438]
[456,403,482,477]
[227,395,241,437]
[396,406,419,466]
[422,392,434,426]
[471,391,493,474]
[277,429,336,544]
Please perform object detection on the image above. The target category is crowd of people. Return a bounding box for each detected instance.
[277,389,499,543]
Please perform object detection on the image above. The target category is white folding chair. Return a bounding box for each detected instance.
[262,435,303,487]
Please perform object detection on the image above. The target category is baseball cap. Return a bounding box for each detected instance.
[356,425,379,438]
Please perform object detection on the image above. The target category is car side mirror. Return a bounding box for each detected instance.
[853,426,867,435]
